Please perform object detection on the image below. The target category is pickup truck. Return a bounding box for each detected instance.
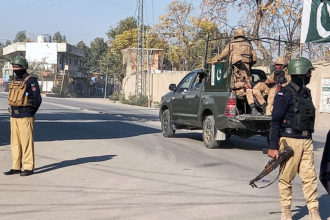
[159,61,271,148]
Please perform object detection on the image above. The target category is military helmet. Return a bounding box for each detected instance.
[274,56,287,65]
[288,57,314,75]
[233,28,245,38]
[11,55,28,69]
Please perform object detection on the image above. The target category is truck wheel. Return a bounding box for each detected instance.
[203,115,219,149]
[161,109,175,137]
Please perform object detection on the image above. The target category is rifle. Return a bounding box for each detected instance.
[249,139,294,188]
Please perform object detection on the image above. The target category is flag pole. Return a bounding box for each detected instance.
[299,43,303,57]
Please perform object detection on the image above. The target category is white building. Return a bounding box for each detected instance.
[2,35,86,93]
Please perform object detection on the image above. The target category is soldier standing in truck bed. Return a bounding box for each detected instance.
[211,28,263,116]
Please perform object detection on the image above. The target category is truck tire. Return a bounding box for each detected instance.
[203,115,219,149]
[161,109,175,137]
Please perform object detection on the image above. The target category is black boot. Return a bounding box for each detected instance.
[260,103,267,115]
[250,104,261,116]
[4,169,21,175]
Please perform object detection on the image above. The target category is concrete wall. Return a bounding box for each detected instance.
[122,71,188,102]
[308,62,330,131]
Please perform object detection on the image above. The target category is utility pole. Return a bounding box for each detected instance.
[104,65,108,99]
[136,0,144,96]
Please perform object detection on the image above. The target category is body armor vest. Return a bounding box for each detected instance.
[229,40,253,64]
[8,75,33,106]
[286,85,315,133]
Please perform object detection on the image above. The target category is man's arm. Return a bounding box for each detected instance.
[210,44,230,64]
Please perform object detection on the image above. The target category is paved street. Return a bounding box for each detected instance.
[0,93,329,220]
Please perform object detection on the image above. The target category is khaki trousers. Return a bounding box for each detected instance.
[10,117,35,170]
[266,86,278,115]
[252,82,269,105]
[278,137,318,210]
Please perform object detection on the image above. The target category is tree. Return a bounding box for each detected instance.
[14,31,27,43]
[89,37,108,70]
[154,0,195,71]
[53,31,66,43]
[76,41,91,69]
[200,0,307,64]
[107,17,137,39]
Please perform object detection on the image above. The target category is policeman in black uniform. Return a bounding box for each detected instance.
[4,56,42,176]
[268,57,321,220]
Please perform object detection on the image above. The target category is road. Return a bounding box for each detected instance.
[0,93,329,220]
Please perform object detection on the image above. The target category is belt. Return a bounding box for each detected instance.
[281,128,311,137]
[11,107,33,114]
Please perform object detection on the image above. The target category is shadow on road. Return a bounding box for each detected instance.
[0,112,160,146]
[34,155,116,174]
[291,194,330,220]
[174,132,268,151]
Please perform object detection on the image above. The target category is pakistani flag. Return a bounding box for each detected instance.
[301,0,330,43]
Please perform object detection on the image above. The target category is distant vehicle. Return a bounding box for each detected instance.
[159,61,271,148]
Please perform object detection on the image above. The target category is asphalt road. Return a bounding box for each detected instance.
[0,93,329,220]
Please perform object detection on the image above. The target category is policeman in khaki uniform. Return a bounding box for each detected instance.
[4,56,42,176]
[268,57,321,220]
[211,28,263,116]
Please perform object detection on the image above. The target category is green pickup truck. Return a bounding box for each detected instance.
[159,61,271,148]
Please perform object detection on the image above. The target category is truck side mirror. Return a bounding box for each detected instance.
[169,84,177,91]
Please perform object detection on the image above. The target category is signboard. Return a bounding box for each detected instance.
[26,42,58,64]
[320,78,330,113]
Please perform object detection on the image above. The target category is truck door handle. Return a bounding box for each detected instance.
[182,95,185,99]
[195,94,199,98]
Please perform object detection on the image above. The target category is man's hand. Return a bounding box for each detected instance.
[244,83,251,89]
[265,79,270,84]
[268,149,279,159]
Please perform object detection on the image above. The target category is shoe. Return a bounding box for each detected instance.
[20,170,34,176]
[281,206,292,220]
[260,103,267,115]
[4,169,21,175]
[250,104,261,116]
[309,207,321,220]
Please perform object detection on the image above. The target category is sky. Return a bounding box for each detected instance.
[0,0,205,46]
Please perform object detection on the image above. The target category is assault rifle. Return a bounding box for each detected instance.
[249,140,294,188]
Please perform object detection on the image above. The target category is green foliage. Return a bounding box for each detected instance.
[120,94,148,107]
[109,91,125,102]
[14,31,27,43]
[53,31,66,43]
[107,17,137,39]
[89,37,108,70]
[76,41,91,69]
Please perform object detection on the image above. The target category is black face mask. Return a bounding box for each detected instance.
[303,75,311,85]
[14,69,26,77]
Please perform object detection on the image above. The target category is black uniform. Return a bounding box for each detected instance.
[269,82,315,150]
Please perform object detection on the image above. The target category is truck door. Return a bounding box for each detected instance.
[172,72,196,124]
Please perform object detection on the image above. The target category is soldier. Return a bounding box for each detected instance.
[265,56,291,115]
[268,57,321,220]
[252,56,290,115]
[211,28,262,116]
[4,56,42,176]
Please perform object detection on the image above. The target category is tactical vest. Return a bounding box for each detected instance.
[8,75,33,106]
[286,85,315,133]
[229,40,253,64]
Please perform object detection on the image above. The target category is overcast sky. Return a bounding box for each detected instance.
[0,0,205,46]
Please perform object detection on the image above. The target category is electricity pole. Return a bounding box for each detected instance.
[136,0,144,96]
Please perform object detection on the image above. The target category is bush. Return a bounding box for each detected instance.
[109,92,124,102]
[126,94,148,107]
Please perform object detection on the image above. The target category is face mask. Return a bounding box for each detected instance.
[303,75,311,85]
[14,69,26,77]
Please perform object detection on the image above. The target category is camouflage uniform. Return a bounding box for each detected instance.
[211,29,257,106]
[266,58,291,116]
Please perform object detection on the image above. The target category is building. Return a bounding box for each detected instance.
[2,35,88,96]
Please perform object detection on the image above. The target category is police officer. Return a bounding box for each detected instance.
[210,28,261,116]
[268,57,321,220]
[4,56,42,176]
